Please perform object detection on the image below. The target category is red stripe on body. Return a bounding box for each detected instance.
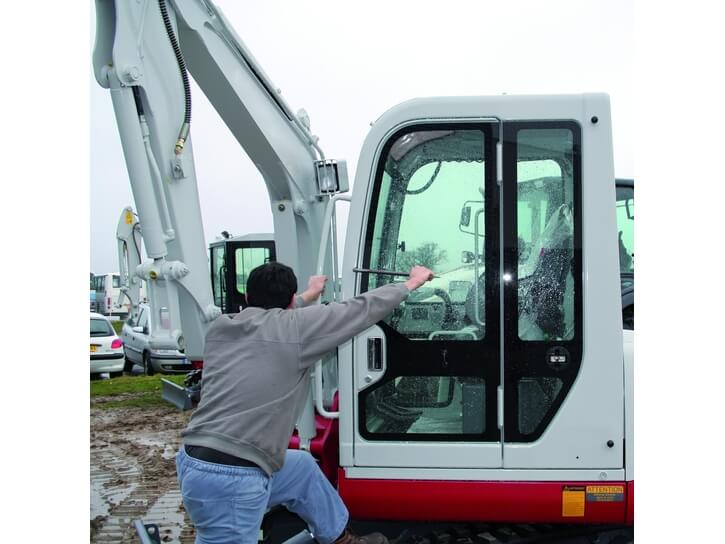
[338,470,631,524]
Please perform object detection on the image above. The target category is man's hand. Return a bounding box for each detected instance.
[404,266,434,292]
[299,275,328,304]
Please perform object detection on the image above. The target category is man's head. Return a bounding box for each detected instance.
[245,262,298,310]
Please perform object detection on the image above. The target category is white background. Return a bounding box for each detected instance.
[1,0,723,541]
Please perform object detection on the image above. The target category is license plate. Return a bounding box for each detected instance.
[90,345,98,353]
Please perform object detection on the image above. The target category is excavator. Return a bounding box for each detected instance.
[93,1,634,542]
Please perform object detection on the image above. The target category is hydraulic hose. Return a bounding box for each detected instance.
[158,0,191,154]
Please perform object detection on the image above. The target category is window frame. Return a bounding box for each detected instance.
[358,122,501,442]
[502,120,584,443]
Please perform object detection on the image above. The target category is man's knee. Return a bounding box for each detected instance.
[285,449,320,476]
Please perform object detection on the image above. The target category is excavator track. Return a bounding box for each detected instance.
[261,509,633,544]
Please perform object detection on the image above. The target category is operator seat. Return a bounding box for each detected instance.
[521,203,574,339]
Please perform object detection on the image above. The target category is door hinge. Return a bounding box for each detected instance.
[497,386,504,429]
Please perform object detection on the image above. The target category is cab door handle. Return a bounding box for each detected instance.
[367,338,383,371]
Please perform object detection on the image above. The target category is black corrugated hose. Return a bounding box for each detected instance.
[158,0,191,151]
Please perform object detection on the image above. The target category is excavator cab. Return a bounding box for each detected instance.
[208,234,276,314]
[338,96,628,523]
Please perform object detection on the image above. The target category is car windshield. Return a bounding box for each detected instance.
[90,318,114,337]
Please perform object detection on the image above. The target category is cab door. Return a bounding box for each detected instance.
[352,124,502,468]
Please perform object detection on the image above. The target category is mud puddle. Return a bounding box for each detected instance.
[90,401,196,542]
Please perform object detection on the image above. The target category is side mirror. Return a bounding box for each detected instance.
[459,201,484,236]
[132,326,144,334]
[460,206,471,227]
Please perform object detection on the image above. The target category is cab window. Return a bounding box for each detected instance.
[366,129,487,341]
[235,247,271,295]
[616,186,634,273]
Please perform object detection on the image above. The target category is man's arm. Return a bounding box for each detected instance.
[295,266,432,366]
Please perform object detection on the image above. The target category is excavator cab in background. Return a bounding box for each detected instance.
[208,233,276,314]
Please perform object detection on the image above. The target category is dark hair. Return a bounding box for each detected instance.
[245,262,298,310]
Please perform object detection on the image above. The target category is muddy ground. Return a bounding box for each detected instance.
[90,398,196,543]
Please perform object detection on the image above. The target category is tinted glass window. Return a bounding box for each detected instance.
[516,130,576,341]
[616,186,634,273]
[236,247,271,294]
[366,129,487,341]
[365,376,486,435]
[90,318,114,337]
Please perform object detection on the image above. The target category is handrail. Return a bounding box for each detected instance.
[313,194,351,420]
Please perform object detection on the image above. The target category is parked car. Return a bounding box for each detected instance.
[121,303,191,375]
[90,312,124,378]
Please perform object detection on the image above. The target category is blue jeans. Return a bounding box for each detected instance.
[176,448,349,544]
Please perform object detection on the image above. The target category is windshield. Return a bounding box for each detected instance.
[90,318,114,337]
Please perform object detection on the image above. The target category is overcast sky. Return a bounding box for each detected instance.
[90,0,633,273]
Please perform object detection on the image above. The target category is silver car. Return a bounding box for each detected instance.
[121,303,191,375]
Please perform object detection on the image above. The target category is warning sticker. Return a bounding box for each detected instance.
[125,210,134,225]
[586,485,625,502]
[562,486,586,517]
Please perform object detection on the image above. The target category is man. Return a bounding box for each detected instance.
[176,262,433,544]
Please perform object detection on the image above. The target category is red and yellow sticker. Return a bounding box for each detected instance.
[562,484,626,517]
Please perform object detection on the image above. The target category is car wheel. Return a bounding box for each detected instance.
[90,373,101,380]
[109,371,123,378]
[123,354,135,373]
[143,352,155,376]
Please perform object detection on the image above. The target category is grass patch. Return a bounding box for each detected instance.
[111,320,124,335]
[96,393,174,410]
[90,374,185,396]
[90,374,187,409]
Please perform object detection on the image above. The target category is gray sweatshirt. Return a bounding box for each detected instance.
[181,282,410,475]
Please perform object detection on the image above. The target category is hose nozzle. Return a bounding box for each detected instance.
[175,122,190,154]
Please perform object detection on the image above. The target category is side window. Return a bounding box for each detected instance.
[616,186,634,273]
[516,130,576,342]
[137,309,148,331]
[112,275,121,288]
[504,123,582,442]
[365,129,487,341]
[235,247,271,295]
[211,245,226,310]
